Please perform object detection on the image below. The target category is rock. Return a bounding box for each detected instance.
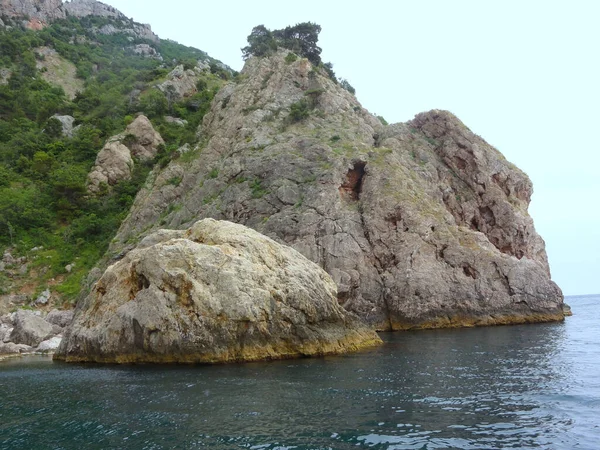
[165,116,188,127]
[87,140,134,193]
[157,65,200,100]
[63,0,122,19]
[2,328,13,343]
[9,310,54,347]
[2,250,14,264]
[36,336,62,353]
[0,68,10,85]
[0,0,159,41]
[18,264,28,275]
[107,50,564,331]
[175,143,192,158]
[563,303,573,316]
[0,0,65,22]
[55,219,381,364]
[52,115,76,137]
[196,60,210,72]
[0,342,33,355]
[123,115,165,161]
[87,115,163,193]
[0,261,5,272]
[65,263,74,273]
[0,323,11,342]
[0,313,12,325]
[35,289,51,306]
[131,44,162,59]
[0,295,30,315]
[35,46,84,100]
[46,309,74,328]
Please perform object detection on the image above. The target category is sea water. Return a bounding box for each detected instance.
[1,294,599,449]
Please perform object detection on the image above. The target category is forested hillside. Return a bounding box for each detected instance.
[0,13,231,305]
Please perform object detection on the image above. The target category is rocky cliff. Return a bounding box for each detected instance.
[0,0,158,41]
[106,50,563,331]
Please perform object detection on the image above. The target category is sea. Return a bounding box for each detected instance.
[1,294,599,450]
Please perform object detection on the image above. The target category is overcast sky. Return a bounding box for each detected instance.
[104,0,599,296]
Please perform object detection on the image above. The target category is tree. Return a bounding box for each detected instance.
[138,89,168,118]
[242,23,323,66]
[242,25,278,59]
[340,79,356,95]
[273,22,322,66]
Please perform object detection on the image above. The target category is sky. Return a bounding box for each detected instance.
[104,0,599,296]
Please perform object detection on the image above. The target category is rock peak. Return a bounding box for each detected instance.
[0,0,158,41]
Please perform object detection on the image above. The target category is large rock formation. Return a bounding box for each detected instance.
[0,309,72,357]
[0,0,65,21]
[87,115,164,193]
[107,50,564,331]
[0,0,158,41]
[157,65,207,101]
[55,219,381,363]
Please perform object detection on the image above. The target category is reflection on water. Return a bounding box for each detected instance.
[1,295,599,449]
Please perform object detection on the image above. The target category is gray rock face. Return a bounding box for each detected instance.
[0,294,30,315]
[87,115,163,193]
[35,289,51,306]
[55,219,381,364]
[157,65,202,101]
[108,50,564,331]
[0,68,10,85]
[0,0,158,41]
[9,310,54,347]
[46,309,74,328]
[52,115,76,137]
[131,44,162,59]
[0,342,33,355]
[0,0,64,21]
[63,0,122,19]
[36,336,62,353]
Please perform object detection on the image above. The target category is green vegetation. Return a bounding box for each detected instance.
[285,52,298,64]
[242,23,355,89]
[0,16,226,303]
[288,99,311,123]
[242,23,322,65]
[250,178,268,198]
[340,79,356,95]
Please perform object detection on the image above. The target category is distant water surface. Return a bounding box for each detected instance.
[1,294,599,449]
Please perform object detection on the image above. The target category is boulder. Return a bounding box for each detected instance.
[157,65,200,100]
[35,288,51,306]
[52,114,76,137]
[0,323,11,342]
[9,310,54,347]
[0,342,32,355]
[46,309,74,328]
[0,294,30,315]
[55,219,381,364]
[36,336,62,353]
[123,115,164,161]
[87,140,133,193]
[87,115,163,193]
[165,116,188,127]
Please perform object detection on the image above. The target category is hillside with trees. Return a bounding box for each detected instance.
[0,13,232,305]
